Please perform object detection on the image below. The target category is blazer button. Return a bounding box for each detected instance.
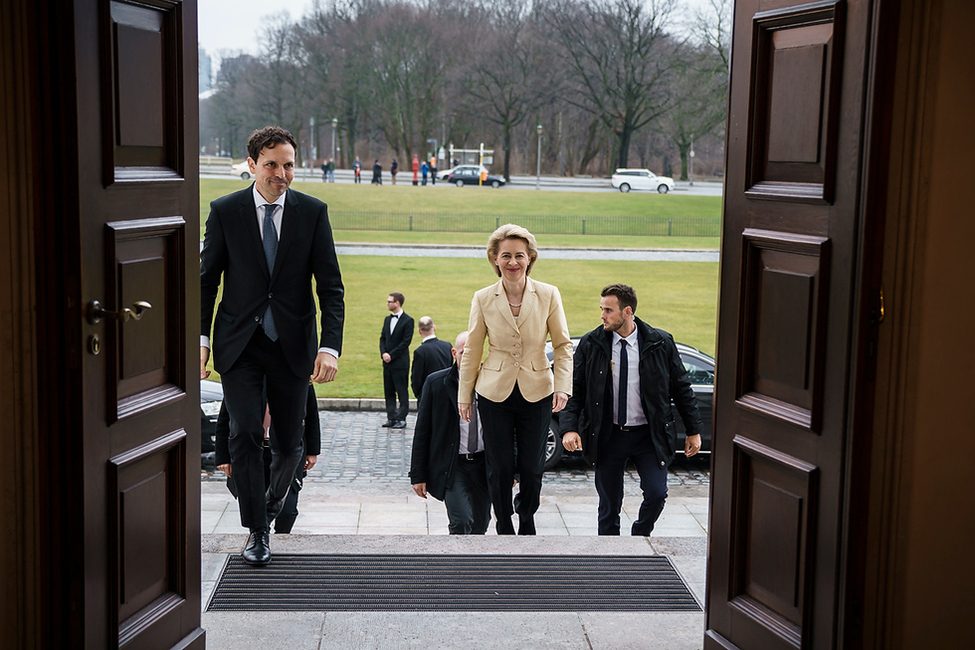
[513,362,519,367]
[268,293,273,299]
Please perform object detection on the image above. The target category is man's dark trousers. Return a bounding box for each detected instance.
[222,329,308,529]
[594,424,668,536]
[445,453,491,534]
[384,360,410,421]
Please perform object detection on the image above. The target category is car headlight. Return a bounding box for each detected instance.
[201,401,222,418]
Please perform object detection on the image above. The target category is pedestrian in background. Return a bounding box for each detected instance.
[380,292,413,429]
[411,316,453,403]
[391,158,399,185]
[421,160,429,185]
[353,156,362,183]
[412,154,420,185]
[429,155,437,185]
[411,331,491,535]
[458,224,572,535]
[372,159,382,184]
[326,158,336,183]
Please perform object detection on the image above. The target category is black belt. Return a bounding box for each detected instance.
[614,423,650,433]
[459,452,484,461]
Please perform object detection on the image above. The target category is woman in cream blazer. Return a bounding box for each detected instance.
[458,224,572,535]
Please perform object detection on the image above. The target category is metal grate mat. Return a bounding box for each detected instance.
[208,554,701,612]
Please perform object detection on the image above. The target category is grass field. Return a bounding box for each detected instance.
[199,178,721,397]
[203,255,719,398]
[199,178,721,248]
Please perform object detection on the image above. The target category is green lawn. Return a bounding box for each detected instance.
[199,178,721,248]
[203,255,718,398]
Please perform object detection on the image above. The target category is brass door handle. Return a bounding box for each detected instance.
[87,300,152,324]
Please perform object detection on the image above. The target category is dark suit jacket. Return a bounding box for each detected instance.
[379,312,414,369]
[201,185,345,377]
[409,365,462,501]
[411,337,453,399]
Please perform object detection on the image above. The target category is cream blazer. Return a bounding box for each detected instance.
[459,277,573,404]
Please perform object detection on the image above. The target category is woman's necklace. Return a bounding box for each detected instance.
[508,301,521,307]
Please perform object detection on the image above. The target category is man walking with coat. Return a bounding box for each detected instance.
[560,284,702,536]
[201,125,344,565]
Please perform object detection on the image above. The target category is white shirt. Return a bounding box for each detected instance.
[612,328,646,426]
[458,397,484,454]
[388,309,403,334]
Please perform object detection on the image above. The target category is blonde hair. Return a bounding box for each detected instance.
[486,224,538,277]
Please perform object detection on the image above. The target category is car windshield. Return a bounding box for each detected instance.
[682,355,715,385]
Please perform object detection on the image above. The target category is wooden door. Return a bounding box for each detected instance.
[53,0,203,646]
[705,0,886,647]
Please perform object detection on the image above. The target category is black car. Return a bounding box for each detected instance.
[544,339,714,470]
[200,379,224,469]
[446,166,506,188]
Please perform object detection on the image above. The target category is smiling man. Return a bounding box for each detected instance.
[200,126,345,565]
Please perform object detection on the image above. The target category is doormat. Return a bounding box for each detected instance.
[207,554,701,612]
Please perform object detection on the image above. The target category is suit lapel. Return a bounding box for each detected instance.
[272,190,300,282]
[240,187,270,281]
[518,277,538,322]
[490,281,518,331]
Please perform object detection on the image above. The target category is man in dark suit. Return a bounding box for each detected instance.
[410,316,453,402]
[379,292,413,428]
[560,284,701,536]
[201,126,344,565]
[410,331,491,534]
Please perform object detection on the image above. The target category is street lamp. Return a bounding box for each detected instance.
[689,139,695,187]
[331,117,338,164]
[536,124,543,190]
[310,116,316,162]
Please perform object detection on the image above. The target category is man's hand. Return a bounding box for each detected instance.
[304,455,318,471]
[381,352,391,364]
[552,391,569,412]
[312,352,338,383]
[458,402,472,422]
[562,431,583,452]
[218,463,232,477]
[684,434,702,457]
[200,346,211,380]
[412,483,427,498]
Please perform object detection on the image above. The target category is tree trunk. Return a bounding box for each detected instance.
[616,127,633,169]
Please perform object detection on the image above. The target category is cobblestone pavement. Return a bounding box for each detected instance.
[202,410,710,494]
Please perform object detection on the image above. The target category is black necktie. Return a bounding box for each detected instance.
[618,339,628,426]
[468,398,479,453]
[262,204,278,341]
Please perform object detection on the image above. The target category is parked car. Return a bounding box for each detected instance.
[611,168,674,194]
[200,379,224,469]
[232,160,252,180]
[438,163,489,181]
[446,166,506,188]
[543,338,714,470]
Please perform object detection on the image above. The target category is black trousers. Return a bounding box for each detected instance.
[221,328,308,530]
[383,362,410,421]
[594,424,668,536]
[443,453,491,534]
[477,384,552,535]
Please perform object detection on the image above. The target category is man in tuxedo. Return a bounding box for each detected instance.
[201,125,344,565]
[410,331,491,534]
[379,292,413,428]
[560,284,701,536]
[411,316,452,402]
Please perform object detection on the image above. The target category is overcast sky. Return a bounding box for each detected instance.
[198,0,718,62]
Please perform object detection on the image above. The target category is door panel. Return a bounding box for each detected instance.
[72,0,202,647]
[706,0,877,648]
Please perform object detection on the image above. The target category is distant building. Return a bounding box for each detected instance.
[198,47,211,94]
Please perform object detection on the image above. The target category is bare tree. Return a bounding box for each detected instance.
[544,0,678,169]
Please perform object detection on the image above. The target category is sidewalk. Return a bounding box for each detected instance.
[200,411,711,649]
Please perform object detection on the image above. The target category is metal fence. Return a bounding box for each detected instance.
[328,212,720,237]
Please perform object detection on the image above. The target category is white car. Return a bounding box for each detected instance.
[611,168,674,194]
[232,160,252,180]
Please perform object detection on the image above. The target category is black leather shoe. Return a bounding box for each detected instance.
[243,528,271,566]
[518,518,536,535]
[381,420,395,427]
[393,420,407,428]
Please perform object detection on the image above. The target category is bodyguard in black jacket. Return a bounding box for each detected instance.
[409,332,490,534]
[560,284,702,535]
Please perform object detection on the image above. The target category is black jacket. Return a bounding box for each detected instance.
[201,185,345,377]
[380,312,414,369]
[559,317,702,468]
[409,364,466,501]
[411,337,453,400]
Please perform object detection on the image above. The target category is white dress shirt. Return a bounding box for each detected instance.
[612,328,646,426]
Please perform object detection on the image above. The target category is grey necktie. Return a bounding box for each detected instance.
[468,398,479,453]
[262,204,278,341]
[618,339,628,426]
